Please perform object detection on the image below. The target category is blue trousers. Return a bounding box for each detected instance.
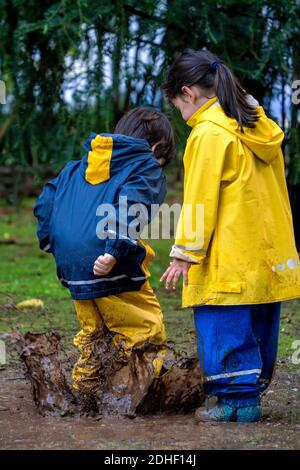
[194,303,281,407]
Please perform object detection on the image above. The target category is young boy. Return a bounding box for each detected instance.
[34,107,175,397]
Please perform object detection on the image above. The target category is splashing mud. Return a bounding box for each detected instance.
[20,332,204,418]
[139,357,203,415]
[20,332,77,416]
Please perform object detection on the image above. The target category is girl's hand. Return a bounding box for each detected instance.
[93,253,117,276]
[160,258,191,290]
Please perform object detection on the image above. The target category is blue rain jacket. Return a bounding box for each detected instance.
[34,133,166,300]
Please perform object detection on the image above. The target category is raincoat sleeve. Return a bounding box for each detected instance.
[105,160,166,261]
[33,175,60,253]
[171,127,236,263]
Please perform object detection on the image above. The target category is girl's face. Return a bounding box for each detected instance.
[172,95,196,121]
[171,85,215,121]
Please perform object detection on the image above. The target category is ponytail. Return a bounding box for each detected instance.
[214,62,258,129]
[162,49,259,129]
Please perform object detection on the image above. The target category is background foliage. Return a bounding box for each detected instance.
[0,0,299,242]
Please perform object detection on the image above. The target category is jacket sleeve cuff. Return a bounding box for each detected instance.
[169,245,203,264]
[105,247,122,261]
[39,237,52,253]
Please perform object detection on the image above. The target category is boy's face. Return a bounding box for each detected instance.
[157,157,166,166]
[151,143,166,166]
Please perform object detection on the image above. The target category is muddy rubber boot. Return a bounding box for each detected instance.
[236,405,261,423]
[195,402,236,423]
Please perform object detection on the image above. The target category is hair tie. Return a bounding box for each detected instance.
[210,60,220,72]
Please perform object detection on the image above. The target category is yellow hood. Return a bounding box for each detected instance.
[187,97,285,165]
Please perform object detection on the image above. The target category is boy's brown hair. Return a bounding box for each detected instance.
[114,107,176,165]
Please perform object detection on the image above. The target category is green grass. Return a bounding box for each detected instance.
[0,198,299,367]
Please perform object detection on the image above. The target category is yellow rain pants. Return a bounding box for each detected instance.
[72,243,166,392]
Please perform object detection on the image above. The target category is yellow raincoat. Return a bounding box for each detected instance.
[173,97,300,307]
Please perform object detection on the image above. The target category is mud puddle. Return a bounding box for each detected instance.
[1,332,300,449]
[1,364,300,449]
[19,332,204,418]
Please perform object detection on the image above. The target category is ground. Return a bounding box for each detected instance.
[0,200,300,450]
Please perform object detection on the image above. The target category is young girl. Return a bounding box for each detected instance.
[160,49,300,422]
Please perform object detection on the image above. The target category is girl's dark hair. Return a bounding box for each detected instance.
[162,49,259,129]
[114,107,176,165]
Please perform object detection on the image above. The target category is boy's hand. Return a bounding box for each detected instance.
[160,259,191,290]
[93,254,117,276]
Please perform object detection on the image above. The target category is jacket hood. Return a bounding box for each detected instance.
[187,97,284,165]
[80,133,154,184]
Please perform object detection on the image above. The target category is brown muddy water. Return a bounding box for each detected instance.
[1,364,300,449]
[18,332,204,418]
[0,333,300,449]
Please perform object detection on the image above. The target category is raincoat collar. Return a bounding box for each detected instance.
[186,96,284,165]
[187,97,219,128]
